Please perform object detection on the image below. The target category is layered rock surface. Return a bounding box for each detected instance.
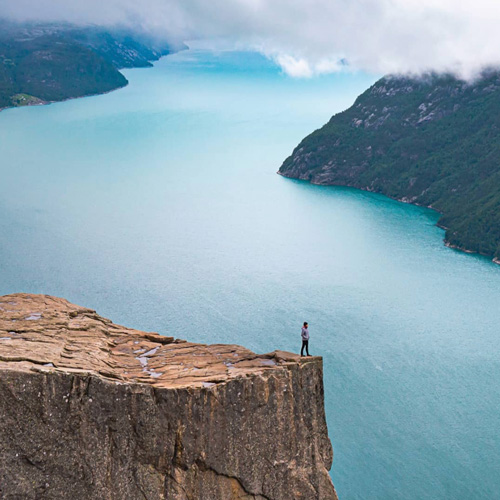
[0,293,338,500]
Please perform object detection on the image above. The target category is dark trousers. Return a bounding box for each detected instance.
[301,340,309,356]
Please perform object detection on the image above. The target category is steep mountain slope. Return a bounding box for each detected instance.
[279,72,500,261]
[61,26,173,68]
[0,34,127,108]
[0,21,178,110]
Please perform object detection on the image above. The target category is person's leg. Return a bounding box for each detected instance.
[306,340,310,356]
[301,340,305,356]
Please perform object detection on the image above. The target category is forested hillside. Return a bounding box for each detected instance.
[0,21,177,110]
[279,72,500,261]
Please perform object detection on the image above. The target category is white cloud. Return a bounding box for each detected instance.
[274,55,313,78]
[1,0,500,78]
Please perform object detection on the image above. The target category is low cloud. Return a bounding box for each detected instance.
[1,0,500,78]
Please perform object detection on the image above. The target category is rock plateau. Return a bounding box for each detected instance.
[0,293,337,500]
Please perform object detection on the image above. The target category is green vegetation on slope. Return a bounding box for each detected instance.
[0,21,178,110]
[279,72,500,260]
[62,27,173,69]
[0,34,127,109]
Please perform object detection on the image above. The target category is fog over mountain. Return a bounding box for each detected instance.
[1,0,499,78]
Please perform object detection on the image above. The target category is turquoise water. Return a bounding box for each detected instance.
[2,50,500,499]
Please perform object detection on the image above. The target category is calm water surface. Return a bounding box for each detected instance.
[1,50,500,499]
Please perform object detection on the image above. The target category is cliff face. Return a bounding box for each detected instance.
[0,294,337,500]
[279,72,500,260]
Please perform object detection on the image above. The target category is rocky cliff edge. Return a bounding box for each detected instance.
[0,293,338,500]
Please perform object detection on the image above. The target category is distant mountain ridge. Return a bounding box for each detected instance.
[279,72,500,262]
[0,20,184,110]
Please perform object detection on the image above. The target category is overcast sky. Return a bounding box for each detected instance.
[1,0,499,78]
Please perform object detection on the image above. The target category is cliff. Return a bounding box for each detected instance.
[279,72,500,261]
[0,293,337,500]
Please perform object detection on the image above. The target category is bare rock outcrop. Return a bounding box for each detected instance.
[0,294,338,500]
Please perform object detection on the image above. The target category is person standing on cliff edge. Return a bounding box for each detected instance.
[301,322,310,357]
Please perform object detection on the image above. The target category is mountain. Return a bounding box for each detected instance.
[0,293,338,500]
[279,72,500,262]
[0,21,181,110]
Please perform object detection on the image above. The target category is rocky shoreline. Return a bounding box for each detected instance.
[278,170,499,265]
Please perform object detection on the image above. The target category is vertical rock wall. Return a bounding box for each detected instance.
[0,294,338,499]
